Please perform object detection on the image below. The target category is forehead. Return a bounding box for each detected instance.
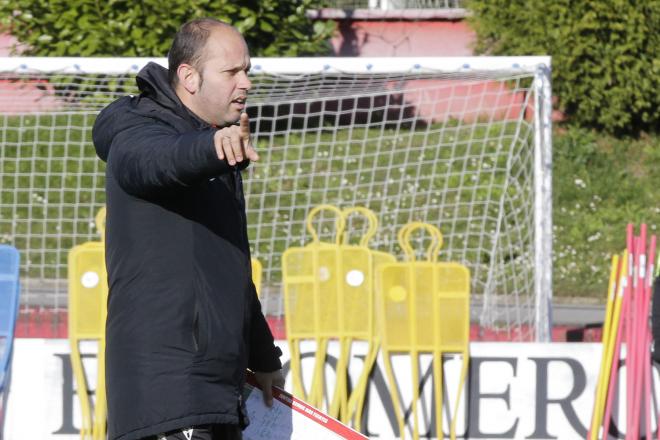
[201,28,250,70]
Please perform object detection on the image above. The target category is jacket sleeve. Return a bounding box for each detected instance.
[248,284,283,372]
[106,117,236,198]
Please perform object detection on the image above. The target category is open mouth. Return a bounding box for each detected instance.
[232,97,247,108]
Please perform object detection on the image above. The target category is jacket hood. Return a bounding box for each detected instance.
[93,62,189,162]
[135,62,183,114]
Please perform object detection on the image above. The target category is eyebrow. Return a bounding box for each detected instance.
[221,62,251,73]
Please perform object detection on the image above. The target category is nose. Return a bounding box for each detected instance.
[237,71,251,91]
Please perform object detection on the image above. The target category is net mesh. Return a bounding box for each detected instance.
[0,59,545,340]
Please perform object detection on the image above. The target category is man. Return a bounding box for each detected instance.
[93,18,284,440]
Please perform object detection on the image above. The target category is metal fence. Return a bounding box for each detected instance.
[320,0,465,9]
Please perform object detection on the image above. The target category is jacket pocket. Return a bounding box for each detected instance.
[192,298,208,354]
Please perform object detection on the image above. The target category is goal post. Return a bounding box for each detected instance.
[0,56,553,341]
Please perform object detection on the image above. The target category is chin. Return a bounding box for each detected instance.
[215,117,237,128]
[225,112,241,124]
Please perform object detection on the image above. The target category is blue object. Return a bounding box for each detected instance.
[0,245,20,436]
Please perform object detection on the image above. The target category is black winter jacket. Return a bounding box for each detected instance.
[93,62,282,440]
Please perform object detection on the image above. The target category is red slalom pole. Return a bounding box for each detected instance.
[627,235,642,440]
[625,225,635,438]
[644,236,656,440]
[630,226,648,440]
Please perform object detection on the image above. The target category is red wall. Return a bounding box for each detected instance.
[1,33,14,56]
[332,19,475,57]
[312,13,530,123]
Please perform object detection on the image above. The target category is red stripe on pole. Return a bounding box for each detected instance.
[245,371,368,439]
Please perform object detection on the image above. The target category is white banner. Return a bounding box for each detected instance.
[3,339,655,439]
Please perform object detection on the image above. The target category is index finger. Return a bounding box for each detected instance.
[240,112,250,140]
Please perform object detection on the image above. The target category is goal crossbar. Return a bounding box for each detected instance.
[0,56,550,75]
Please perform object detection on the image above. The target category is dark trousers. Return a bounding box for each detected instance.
[144,424,242,440]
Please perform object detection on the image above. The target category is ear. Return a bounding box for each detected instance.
[177,63,200,94]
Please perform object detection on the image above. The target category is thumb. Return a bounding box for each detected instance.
[245,145,260,161]
[262,380,274,407]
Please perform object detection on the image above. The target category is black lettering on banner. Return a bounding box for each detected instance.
[287,350,469,438]
[356,354,456,438]
[52,353,95,435]
[527,357,587,439]
[280,348,636,439]
[362,356,441,438]
[467,356,518,439]
[336,355,458,438]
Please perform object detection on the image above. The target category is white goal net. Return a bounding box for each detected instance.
[0,56,553,341]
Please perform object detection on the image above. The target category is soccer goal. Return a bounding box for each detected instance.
[0,56,552,341]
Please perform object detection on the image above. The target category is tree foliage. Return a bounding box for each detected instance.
[1,0,335,57]
[468,0,660,135]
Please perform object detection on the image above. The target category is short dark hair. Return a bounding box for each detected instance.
[168,18,227,87]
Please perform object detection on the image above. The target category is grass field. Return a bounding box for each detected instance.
[552,127,660,297]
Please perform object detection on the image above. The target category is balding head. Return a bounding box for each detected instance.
[170,18,252,127]
[168,18,241,87]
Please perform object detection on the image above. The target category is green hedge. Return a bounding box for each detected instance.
[468,0,660,135]
[1,0,335,57]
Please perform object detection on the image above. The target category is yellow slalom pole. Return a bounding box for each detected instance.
[408,262,421,440]
[431,261,444,440]
[595,251,628,439]
[589,253,620,439]
[599,252,628,437]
